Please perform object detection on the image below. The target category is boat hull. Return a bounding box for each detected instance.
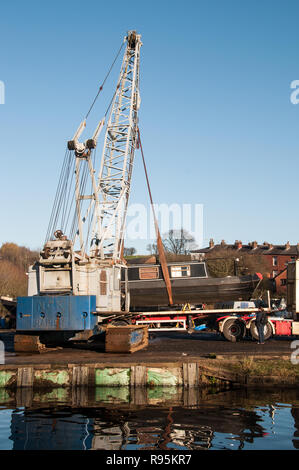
[128,274,261,309]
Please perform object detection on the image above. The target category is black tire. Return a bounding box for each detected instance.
[250,321,272,341]
[222,319,245,342]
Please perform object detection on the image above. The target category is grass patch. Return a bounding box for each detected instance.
[225,358,299,378]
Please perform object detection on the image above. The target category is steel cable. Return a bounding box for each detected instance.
[45,40,126,247]
[85,41,124,120]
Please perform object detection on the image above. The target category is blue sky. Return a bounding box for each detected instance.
[1,0,299,253]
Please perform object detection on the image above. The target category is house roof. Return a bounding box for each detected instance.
[191,241,299,256]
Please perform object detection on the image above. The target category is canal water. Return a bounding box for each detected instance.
[0,387,298,450]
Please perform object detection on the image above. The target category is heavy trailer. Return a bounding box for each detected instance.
[204,261,299,342]
[211,309,299,342]
[119,261,299,342]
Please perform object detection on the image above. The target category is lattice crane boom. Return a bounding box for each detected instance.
[46,31,142,264]
[92,30,142,261]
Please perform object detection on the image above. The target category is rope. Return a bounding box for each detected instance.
[85,41,125,120]
[137,128,174,306]
[46,149,70,241]
[45,40,126,244]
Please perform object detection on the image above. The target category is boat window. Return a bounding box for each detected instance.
[139,266,159,280]
[171,265,191,277]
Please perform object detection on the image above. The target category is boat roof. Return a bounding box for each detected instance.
[128,261,205,268]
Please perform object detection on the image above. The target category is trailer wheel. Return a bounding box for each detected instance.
[250,321,272,341]
[222,319,245,342]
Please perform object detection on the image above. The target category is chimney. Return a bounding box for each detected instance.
[220,240,226,247]
[252,241,258,249]
[269,243,273,249]
[209,238,215,249]
[234,240,242,249]
[285,241,290,250]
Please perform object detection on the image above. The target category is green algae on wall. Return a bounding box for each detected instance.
[0,371,16,388]
[95,368,130,386]
[147,368,182,386]
[35,370,70,387]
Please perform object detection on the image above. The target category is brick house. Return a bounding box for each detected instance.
[272,268,288,294]
[191,239,299,295]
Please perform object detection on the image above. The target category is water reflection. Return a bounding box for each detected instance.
[0,387,299,450]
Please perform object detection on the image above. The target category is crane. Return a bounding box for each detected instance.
[65,30,142,263]
[15,32,143,347]
[16,31,173,352]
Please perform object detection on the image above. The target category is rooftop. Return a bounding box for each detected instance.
[191,240,299,256]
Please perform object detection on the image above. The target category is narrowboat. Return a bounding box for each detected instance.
[125,261,262,310]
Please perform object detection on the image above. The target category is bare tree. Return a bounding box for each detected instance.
[146,243,158,255]
[0,243,39,271]
[162,229,197,255]
[0,243,39,300]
